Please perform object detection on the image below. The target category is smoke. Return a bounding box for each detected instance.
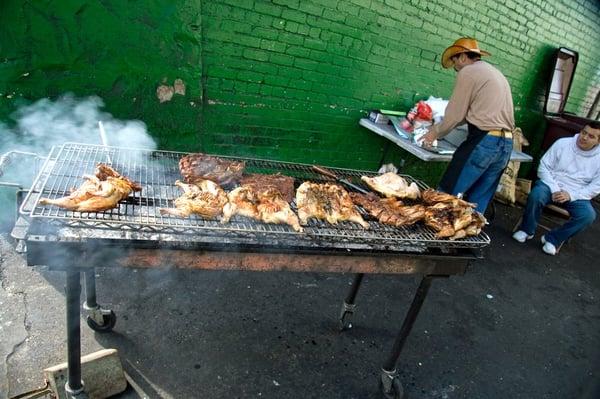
[0,94,158,229]
[0,94,156,155]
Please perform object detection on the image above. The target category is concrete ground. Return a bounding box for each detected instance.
[1,202,599,399]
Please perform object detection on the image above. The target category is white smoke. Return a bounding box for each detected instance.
[0,94,158,228]
[0,94,156,154]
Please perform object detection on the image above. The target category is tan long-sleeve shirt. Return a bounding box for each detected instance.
[430,61,515,138]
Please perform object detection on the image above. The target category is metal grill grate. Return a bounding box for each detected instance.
[20,143,490,250]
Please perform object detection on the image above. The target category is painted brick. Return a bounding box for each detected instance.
[297,2,324,17]
[254,2,282,17]
[1,0,599,180]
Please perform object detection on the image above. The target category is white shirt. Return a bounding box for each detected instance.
[538,134,600,201]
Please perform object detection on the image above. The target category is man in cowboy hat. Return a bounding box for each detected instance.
[421,37,515,214]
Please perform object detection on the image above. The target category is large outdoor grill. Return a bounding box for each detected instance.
[12,143,489,399]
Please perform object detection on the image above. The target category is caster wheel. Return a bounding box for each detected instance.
[86,310,116,333]
[379,376,404,399]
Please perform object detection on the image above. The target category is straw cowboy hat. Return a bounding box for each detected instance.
[441,38,491,68]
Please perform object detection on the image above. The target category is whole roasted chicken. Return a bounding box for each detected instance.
[222,185,303,232]
[159,179,228,219]
[39,164,142,212]
[361,172,421,200]
[295,182,369,229]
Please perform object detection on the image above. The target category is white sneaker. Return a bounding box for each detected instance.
[512,230,533,243]
[541,235,557,255]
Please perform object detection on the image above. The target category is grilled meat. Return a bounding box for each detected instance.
[222,186,259,222]
[423,202,456,238]
[361,172,420,200]
[159,179,228,219]
[421,189,475,208]
[350,192,425,226]
[179,153,245,187]
[240,173,295,203]
[296,182,369,229]
[222,185,302,232]
[423,199,486,239]
[256,189,303,232]
[39,164,141,212]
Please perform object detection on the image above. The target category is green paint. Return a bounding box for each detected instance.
[1,0,599,182]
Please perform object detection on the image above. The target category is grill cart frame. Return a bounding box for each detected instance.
[13,143,488,399]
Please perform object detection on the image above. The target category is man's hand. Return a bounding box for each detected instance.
[552,190,571,203]
[421,129,437,147]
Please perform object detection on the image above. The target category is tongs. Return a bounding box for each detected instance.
[311,165,369,194]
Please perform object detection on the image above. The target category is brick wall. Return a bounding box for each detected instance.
[1,0,599,184]
[199,0,600,181]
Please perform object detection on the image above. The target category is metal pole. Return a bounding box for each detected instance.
[338,273,365,330]
[84,271,97,308]
[382,275,434,372]
[65,269,84,395]
[344,273,364,304]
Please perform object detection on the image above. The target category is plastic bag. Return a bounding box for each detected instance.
[425,96,449,124]
[416,101,433,121]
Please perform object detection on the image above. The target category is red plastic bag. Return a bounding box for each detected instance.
[415,101,433,121]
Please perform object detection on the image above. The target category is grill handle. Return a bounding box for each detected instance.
[311,165,369,194]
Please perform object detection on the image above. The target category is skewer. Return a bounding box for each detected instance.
[98,121,112,164]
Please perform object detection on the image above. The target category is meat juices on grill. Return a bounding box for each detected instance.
[361,172,421,200]
[295,182,369,229]
[221,185,303,232]
[39,163,141,212]
[179,153,245,187]
[350,192,425,226]
[159,180,228,219]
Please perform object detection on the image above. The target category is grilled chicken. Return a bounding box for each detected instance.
[296,182,369,229]
[361,172,420,200]
[222,185,302,232]
[423,197,486,240]
[222,186,259,222]
[179,153,245,187]
[39,164,141,212]
[350,192,425,227]
[421,189,475,208]
[257,189,302,232]
[159,179,228,219]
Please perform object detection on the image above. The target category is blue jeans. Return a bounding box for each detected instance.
[450,135,512,213]
[519,180,597,247]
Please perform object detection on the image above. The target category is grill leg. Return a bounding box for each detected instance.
[65,269,87,398]
[84,271,97,308]
[338,273,364,331]
[379,275,443,399]
[83,270,117,333]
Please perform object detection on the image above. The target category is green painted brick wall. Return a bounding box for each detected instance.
[1,0,600,186]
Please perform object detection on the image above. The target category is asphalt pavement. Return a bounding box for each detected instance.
[1,202,599,399]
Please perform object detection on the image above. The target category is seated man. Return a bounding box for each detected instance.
[512,122,600,255]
